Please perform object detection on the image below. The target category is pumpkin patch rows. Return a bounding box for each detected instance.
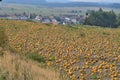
[0,20,120,80]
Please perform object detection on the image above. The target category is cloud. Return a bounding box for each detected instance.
[69,0,120,3]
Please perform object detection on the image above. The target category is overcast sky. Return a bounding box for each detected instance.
[69,0,120,3]
[3,0,120,3]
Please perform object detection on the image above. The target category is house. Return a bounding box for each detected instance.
[19,16,28,20]
[42,18,51,23]
[35,15,41,21]
[71,18,77,24]
[8,16,19,20]
[51,18,58,24]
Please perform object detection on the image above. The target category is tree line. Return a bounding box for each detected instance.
[84,8,120,28]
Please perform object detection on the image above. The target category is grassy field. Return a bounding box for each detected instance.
[0,19,120,80]
[0,51,60,80]
[0,3,120,16]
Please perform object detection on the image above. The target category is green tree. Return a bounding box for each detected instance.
[117,14,120,26]
[84,8,118,28]
[84,10,96,25]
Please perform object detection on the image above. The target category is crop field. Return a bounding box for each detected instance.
[0,3,120,16]
[0,19,120,80]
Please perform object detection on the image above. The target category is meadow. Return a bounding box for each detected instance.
[0,19,120,80]
[0,3,120,16]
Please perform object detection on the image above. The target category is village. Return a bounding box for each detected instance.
[0,12,88,25]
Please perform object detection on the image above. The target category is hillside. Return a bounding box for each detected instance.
[0,51,60,80]
[2,0,120,8]
[0,20,61,80]
[0,19,120,80]
[3,0,47,5]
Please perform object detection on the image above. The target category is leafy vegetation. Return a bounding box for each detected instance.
[0,70,9,80]
[117,14,120,26]
[84,8,118,28]
[0,27,8,56]
[26,53,46,63]
[0,27,8,48]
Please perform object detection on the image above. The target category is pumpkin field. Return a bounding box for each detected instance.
[0,19,120,80]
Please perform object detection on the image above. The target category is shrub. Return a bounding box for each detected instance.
[0,70,9,80]
[84,8,118,28]
[26,53,46,63]
[102,32,110,35]
[26,19,34,22]
[0,27,8,49]
[48,57,55,61]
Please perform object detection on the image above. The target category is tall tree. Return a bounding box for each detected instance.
[84,8,118,28]
[117,14,120,26]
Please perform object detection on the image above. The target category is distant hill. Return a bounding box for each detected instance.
[3,0,69,3]
[46,2,120,8]
[3,0,120,8]
[47,0,69,3]
[3,0,47,5]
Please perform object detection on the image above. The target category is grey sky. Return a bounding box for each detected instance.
[69,0,120,3]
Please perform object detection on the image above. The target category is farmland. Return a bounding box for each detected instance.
[0,19,120,80]
[0,3,120,16]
